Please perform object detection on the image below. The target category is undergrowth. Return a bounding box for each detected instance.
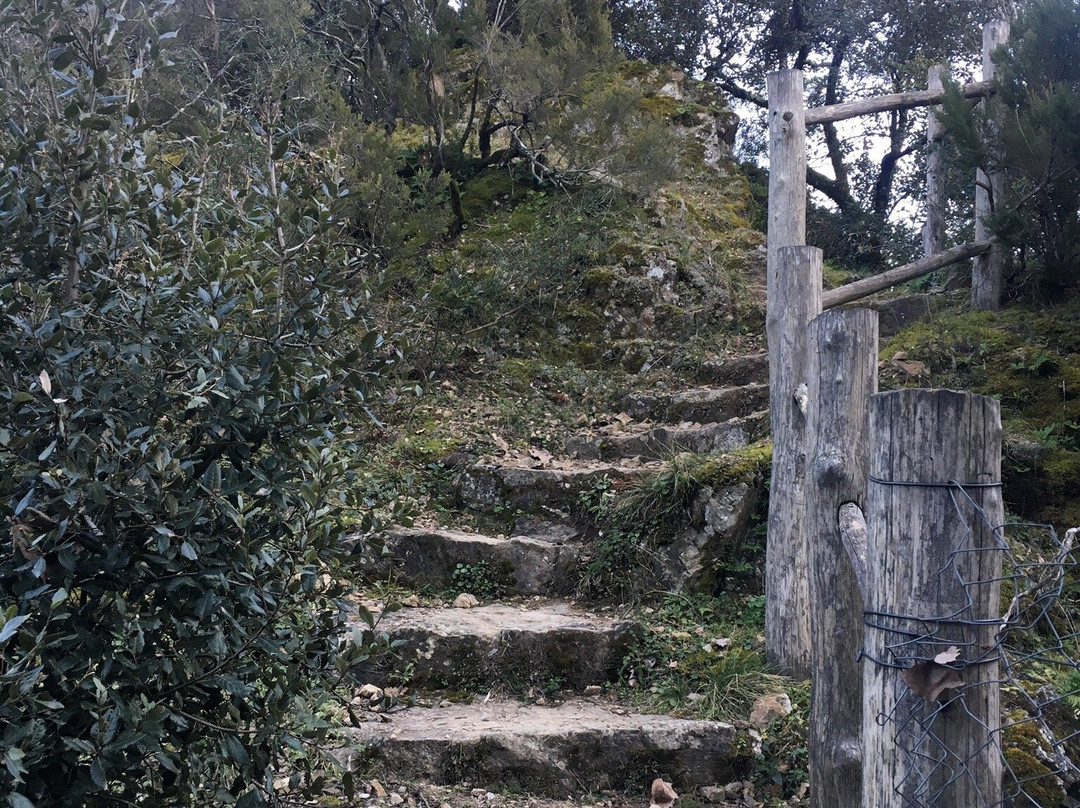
[574,444,771,601]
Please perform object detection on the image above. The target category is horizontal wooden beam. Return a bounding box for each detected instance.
[804,80,993,126]
[822,240,992,309]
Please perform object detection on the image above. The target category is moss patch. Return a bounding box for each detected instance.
[882,300,1080,526]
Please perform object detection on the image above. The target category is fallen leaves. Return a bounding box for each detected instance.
[902,645,964,702]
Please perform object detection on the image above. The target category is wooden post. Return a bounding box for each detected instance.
[805,309,878,808]
[923,65,946,259]
[765,244,820,677]
[863,389,1003,808]
[972,20,1010,311]
[767,70,806,255]
[765,70,809,676]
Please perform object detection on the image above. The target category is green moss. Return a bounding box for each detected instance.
[581,266,618,294]
[459,169,519,222]
[618,60,661,81]
[822,262,852,290]
[696,441,772,487]
[1043,449,1080,489]
[610,240,645,264]
[395,433,463,464]
[1003,748,1065,807]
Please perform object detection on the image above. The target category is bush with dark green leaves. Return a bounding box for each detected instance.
[0,2,396,805]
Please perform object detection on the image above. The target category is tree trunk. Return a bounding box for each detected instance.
[923,65,947,258]
[862,389,1003,808]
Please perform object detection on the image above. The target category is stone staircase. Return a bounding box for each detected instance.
[328,273,968,808]
[340,356,775,801]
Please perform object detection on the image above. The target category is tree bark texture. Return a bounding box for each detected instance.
[972,20,1010,312]
[765,244,820,678]
[863,389,1004,808]
[806,308,879,808]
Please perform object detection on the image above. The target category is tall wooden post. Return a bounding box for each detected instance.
[863,389,1003,808]
[923,65,946,259]
[767,70,807,258]
[765,236,819,678]
[805,309,878,808]
[972,20,1009,311]
[765,70,811,677]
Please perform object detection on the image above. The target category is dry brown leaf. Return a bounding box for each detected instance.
[934,645,961,665]
[902,648,964,702]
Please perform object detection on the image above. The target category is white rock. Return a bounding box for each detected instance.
[749,692,792,729]
[453,593,480,608]
[358,683,384,700]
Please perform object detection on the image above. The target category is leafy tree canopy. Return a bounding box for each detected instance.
[609,0,1001,270]
[938,0,1080,300]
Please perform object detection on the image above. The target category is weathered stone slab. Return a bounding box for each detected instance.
[694,352,769,387]
[343,699,754,796]
[654,483,758,593]
[353,603,638,691]
[455,464,642,514]
[565,418,753,462]
[622,383,768,425]
[363,528,578,596]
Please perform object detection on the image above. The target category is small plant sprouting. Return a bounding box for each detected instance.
[449,561,502,601]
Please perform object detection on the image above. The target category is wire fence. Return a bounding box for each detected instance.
[860,480,1080,807]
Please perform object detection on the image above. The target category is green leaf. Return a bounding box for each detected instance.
[81,116,112,132]
[0,614,29,643]
[179,541,198,560]
[51,47,75,70]
[223,734,250,766]
[7,794,35,808]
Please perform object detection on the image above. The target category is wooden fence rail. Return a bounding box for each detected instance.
[823,241,992,309]
[803,80,993,125]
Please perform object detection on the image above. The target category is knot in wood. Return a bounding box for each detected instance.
[811,451,850,488]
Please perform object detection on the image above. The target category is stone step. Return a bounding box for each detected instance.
[354,603,639,692]
[342,698,753,797]
[690,352,769,387]
[564,412,766,462]
[622,383,769,425]
[455,463,645,516]
[362,528,579,596]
